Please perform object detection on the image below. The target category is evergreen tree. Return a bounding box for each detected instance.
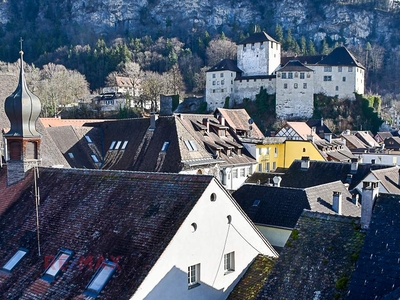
[321,39,329,55]
[300,36,307,55]
[275,24,284,43]
[307,39,316,55]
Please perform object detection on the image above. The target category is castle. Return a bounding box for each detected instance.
[205,31,365,119]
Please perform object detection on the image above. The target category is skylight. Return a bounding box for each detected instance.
[91,154,99,163]
[252,199,260,207]
[2,248,28,272]
[121,141,128,150]
[68,153,74,159]
[115,141,122,150]
[109,141,116,150]
[84,261,117,298]
[42,249,73,282]
[185,140,198,151]
[85,135,93,143]
[161,141,169,152]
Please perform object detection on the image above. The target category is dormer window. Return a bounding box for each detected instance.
[84,260,117,298]
[2,248,28,272]
[42,249,74,282]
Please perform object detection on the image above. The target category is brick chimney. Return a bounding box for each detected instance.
[273,176,282,187]
[332,191,342,215]
[301,156,310,170]
[361,181,379,230]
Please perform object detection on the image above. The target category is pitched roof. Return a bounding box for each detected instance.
[375,131,393,141]
[206,59,242,73]
[216,108,265,139]
[346,194,400,299]
[369,166,400,194]
[306,119,332,136]
[278,60,313,72]
[232,181,360,229]
[237,32,278,45]
[257,211,364,300]
[39,118,106,128]
[281,55,325,65]
[341,134,369,149]
[276,122,321,141]
[115,76,133,88]
[354,131,380,147]
[317,46,365,69]
[0,167,214,299]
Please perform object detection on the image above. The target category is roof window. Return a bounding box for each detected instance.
[84,260,117,298]
[121,141,128,150]
[161,142,170,152]
[85,136,93,143]
[91,154,99,163]
[2,248,28,272]
[184,140,197,151]
[68,153,74,159]
[252,199,260,207]
[109,141,116,150]
[42,249,73,282]
[115,141,122,150]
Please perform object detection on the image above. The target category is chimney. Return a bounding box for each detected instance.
[361,181,379,230]
[301,156,310,170]
[307,135,314,142]
[159,94,173,116]
[273,176,282,187]
[149,113,158,130]
[352,193,359,206]
[321,117,324,127]
[332,191,342,215]
[350,158,359,174]
[219,115,225,126]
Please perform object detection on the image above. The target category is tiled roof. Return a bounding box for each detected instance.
[257,211,364,300]
[369,166,400,194]
[346,194,400,299]
[206,59,242,73]
[283,122,321,141]
[232,181,360,229]
[375,131,393,141]
[341,134,369,149]
[237,32,278,45]
[40,118,106,128]
[0,167,214,299]
[227,254,276,300]
[115,76,133,88]
[216,108,265,139]
[277,60,313,72]
[354,131,380,148]
[317,46,365,69]
[306,119,332,135]
[281,55,325,65]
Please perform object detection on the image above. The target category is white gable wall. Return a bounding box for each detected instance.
[206,71,235,111]
[131,178,277,300]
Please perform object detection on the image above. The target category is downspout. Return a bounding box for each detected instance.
[284,141,286,168]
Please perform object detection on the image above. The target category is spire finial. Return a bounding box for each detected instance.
[19,37,24,56]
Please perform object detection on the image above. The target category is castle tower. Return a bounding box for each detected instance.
[4,43,41,185]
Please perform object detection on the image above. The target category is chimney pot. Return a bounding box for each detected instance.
[350,158,359,174]
[273,176,282,187]
[301,156,310,170]
[332,191,342,215]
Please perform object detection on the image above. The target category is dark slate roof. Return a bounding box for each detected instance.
[369,166,400,194]
[206,59,242,73]
[257,211,364,300]
[306,119,332,136]
[281,55,325,65]
[235,74,276,80]
[277,60,313,72]
[237,32,278,45]
[232,181,360,229]
[317,46,365,69]
[0,167,214,299]
[227,254,276,300]
[280,160,392,190]
[346,194,400,299]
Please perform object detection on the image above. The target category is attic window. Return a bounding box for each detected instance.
[115,141,122,150]
[42,249,73,282]
[184,140,197,151]
[2,248,28,272]
[68,153,74,159]
[121,141,128,150]
[109,141,116,150]
[84,260,117,298]
[85,136,93,143]
[161,142,170,152]
[252,199,260,207]
[91,154,99,163]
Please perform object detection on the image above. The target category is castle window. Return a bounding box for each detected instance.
[294,83,298,89]
[323,76,332,81]
[307,73,311,78]
[300,72,305,79]
[342,77,346,82]
[231,73,233,77]
[212,74,216,78]
[213,89,216,93]
[282,73,287,79]
[270,42,273,48]
[254,79,256,82]
[212,81,216,85]
[336,86,339,91]
[220,73,224,78]
[284,83,288,89]
[221,80,225,85]
[288,72,293,79]
[324,66,332,72]
[251,43,255,50]
[231,80,233,84]
[338,66,342,72]
[260,42,264,49]
[295,72,298,78]
[276,44,278,50]
[348,67,353,72]
[303,83,307,89]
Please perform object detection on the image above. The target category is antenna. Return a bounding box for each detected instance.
[34,166,41,257]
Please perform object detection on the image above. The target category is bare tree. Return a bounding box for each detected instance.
[206,37,237,67]
[140,71,166,112]
[165,64,185,96]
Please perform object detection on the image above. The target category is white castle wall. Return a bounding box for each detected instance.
[206,70,236,111]
[233,78,276,106]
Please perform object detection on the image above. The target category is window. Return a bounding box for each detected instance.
[212,89,215,93]
[220,73,224,78]
[233,169,238,178]
[288,72,293,79]
[224,252,235,274]
[303,83,307,89]
[185,140,197,151]
[121,141,128,150]
[258,164,262,172]
[115,141,122,150]
[231,73,233,77]
[273,162,276,170]
[266,162,270,172]
[282,73,287,79]
[294,83,298,89]
[109,141,116,150]
[42,249,74,282]
[338,66,342,72]
[266,147,270,155]
[336,86,339,91]
[323,76,332,81]
[212,74,216,78]
[84,261,117,298]
[68,153,74,159]
[91,154,99,163]
[85,135,93,143]
[284,83,288,89]
[300,72,305,79]
[161,141,169,152]
[240,168,245,177]
[348,67,353,72]
[221,80,225,85]
[212,81,216,85]
[274,147,278,157]
[342,77,346,82]
[253,199,260,207]
[258,148,262,155]
[2,248,28,272]
[324,66,332,72]
[188,264,200,288]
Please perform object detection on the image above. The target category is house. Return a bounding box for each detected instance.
[205,31,365,119]
[103,76,141,97]
[374,131,393,144]
[232,180,360,250]
[383,136,400,150]
[94,92,127,112]
[353,165,400,195]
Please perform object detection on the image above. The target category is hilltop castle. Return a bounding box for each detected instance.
[205,31,365,119]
